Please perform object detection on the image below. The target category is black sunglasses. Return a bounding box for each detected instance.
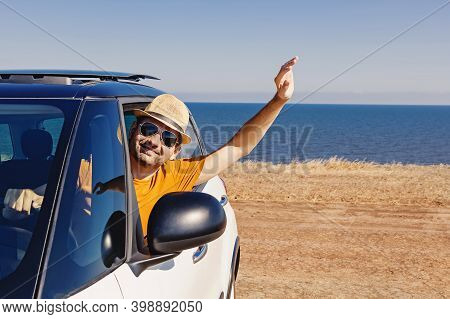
[138,122,179,148]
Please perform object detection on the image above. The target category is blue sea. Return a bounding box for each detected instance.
[187,103,450,165]
[1,103,449,165]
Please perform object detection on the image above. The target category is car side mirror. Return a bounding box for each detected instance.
[101,211,126,268]
[147,192,227,254]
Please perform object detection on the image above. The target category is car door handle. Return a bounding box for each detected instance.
[192,244,208,264]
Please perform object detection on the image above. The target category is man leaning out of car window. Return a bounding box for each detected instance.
[3,56,299,236]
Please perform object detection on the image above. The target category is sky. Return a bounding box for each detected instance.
[0,0,449,104]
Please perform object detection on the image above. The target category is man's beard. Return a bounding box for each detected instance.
[133,142,164,166]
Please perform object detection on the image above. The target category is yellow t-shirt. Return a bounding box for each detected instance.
[133,156,206,235]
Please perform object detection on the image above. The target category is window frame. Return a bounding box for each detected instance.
[118,96,208,259]
[117,98,141,260]
[119,97,154,259]
[36,98,129,298]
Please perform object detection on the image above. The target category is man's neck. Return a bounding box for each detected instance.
[130,156,161,180]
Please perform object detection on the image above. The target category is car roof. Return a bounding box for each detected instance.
[0,70,164,99]
[0,69,159,81]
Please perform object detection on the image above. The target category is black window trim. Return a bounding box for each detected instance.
[35,97,128,298]
[117,97,141,261]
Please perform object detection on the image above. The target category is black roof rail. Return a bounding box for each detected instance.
[0,70,159,82]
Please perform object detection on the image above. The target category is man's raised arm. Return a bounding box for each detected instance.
[196,56,299,184]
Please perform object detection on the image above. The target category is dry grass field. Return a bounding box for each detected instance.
[220,159,450,298]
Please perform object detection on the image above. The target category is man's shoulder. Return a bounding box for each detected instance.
[166,156,206,165]
[164,158,186,171]
[164,156,206,173]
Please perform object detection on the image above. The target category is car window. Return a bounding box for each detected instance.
[42,100,126,298]
[0,100,78,295]
[0,124,13,162]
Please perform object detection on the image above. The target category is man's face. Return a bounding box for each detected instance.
[130,117,181,167]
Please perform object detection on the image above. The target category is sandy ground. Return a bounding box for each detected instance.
[232,201,449,298]
[220,160,450,298]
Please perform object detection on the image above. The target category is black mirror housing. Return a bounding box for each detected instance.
[101,211,126,268]
[147,192,227,254]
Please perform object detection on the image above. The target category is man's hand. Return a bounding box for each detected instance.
[77,155,93,194]
[196,56,299,185]
[93,182,107,195]
[93,176,126,195]
[3,188,44,215]
[275,56,298,101]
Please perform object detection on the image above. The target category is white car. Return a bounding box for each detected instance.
[0,70,240,299]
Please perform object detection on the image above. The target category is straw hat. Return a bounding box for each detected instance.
[132,94,191,144]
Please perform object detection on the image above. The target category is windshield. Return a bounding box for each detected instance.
[0,99,79,297]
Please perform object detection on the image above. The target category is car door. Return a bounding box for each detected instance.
[189,116,239,298]
[38,99,127,298]
[113,105,227,298]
